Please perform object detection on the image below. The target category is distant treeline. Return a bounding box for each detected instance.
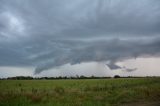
[0,75,159,80]
[1,76,111,80]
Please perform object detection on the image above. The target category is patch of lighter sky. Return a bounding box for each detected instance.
[36,57,160,77]
[0,57,160,78]
[0,67,34,78]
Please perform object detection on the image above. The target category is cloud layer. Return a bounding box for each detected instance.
[0,0,160,74]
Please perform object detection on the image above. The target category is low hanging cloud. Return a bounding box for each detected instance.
[0,0,160,74]
[33,38,160,74]
[106,61,137,72]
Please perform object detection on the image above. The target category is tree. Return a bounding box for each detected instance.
[114,75,120,78]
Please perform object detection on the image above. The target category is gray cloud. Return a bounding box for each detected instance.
[106,62,122,70]
[0,0,160,74]
[106,62,137,72]
[124,68,137,72]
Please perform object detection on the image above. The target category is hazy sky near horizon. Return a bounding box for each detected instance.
[0,0,160,77]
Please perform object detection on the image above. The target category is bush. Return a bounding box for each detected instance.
[114,75,120,78]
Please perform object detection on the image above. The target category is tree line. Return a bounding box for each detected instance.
[1,75,111,80]
[0,75,158,80]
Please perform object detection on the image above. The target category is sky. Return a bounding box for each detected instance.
[0,0,160,78]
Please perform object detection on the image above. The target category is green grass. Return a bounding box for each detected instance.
[0,78,160,106]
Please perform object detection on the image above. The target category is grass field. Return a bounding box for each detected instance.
[0,78,160,106]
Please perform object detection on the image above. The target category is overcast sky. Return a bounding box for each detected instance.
[0,0,160,77]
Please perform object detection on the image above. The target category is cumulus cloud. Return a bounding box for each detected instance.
[0,0,160,74]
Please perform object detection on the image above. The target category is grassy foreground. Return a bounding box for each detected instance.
[0,78,160,106]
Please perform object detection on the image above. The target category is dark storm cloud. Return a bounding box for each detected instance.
[106,63,137,72]
[34,38,160,74]
[0,0,160,74]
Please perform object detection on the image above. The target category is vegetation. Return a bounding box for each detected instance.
[0,78,160,106]
[2,75,155,80]
[3,76,112,80]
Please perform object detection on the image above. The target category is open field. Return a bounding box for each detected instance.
[0,78,160,106]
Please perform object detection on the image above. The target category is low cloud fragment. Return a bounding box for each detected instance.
[106,61,137,72]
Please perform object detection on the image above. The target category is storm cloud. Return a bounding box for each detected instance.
[0,0,160,74]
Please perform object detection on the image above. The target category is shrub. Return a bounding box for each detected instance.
[114,75,120,78]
